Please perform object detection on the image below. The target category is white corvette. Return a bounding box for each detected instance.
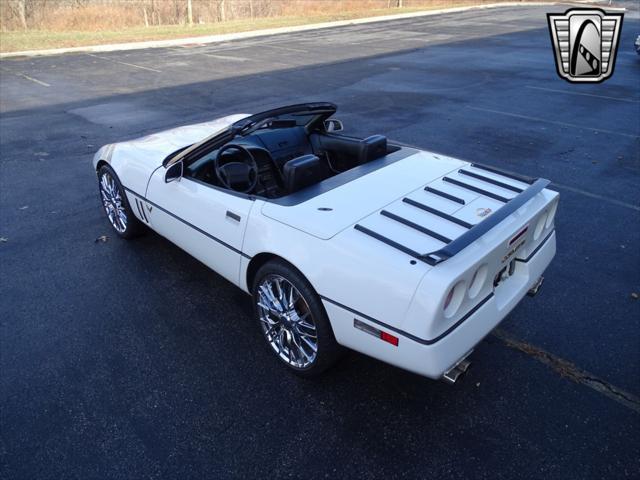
[93,103,558,382]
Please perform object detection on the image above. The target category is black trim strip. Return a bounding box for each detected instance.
[425,186,465,205]
[123,186,252,260]
[226,211,241,222]
[515,229,555,263]
[470,163,535,185]
[403,198,473,229]
[381,210,451,244]
[459,169,524,193]
[354,224,422,260]
[321,292,494,346]
[443,177,510,203]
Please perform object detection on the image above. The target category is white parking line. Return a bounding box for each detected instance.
[467,106,639,139]
[206,44,254,52]
[201,53,250,62]
[261,44,309,53]
[551,182,640,212]
[347,39,389,46]
[85,53,161,73]
[0,67,50,87]
[525,85,640,104]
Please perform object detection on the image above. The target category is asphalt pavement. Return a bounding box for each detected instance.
[1,3,639,479]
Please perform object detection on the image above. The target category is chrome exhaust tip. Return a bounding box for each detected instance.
[456,359,471,373]
[441,353,473,384]
[527,276,544,297]
[442,367,465,385]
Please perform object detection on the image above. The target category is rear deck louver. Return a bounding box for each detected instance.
[354,163,549,266]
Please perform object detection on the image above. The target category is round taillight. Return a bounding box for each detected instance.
[444,288,454,310]
[468,265,488,299]
[443,281,466,318]
[533,211,546,240]
[545,201,558,229]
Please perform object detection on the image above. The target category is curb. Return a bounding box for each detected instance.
[0,1,624,59]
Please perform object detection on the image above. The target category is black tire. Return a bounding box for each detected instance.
[252,260,343,377]
[97,164,145,239]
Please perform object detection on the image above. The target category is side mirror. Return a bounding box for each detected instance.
[165,161,183,183]
[324,119,344,133]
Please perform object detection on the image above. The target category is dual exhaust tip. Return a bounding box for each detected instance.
[442,358,471,385]
[527,276,544,297]
[441,276,545,385]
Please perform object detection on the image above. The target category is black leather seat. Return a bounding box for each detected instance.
[283,154,329,193]
[358,135,387,165]
[309,133,388,169]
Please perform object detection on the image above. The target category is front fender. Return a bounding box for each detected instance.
[92,144,115,170]
[92,143,162,197]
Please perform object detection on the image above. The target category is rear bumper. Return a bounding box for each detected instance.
[325,230,556,380]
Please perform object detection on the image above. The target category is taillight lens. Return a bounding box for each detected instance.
[545,201,558,229]
[444,288,455,310]
[468,265,488,299]
[443,281,466,318]
[533,211,546,240]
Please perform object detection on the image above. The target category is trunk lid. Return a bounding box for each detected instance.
[262,148,475,240]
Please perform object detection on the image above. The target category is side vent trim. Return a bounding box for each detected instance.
[134,198,149,223]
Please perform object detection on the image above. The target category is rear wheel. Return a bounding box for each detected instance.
[252,260,343,377]
[97,164,145,239]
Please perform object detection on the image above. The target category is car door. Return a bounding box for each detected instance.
[145,165,254,286]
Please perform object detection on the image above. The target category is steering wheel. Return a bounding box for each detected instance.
[214,143,259,193]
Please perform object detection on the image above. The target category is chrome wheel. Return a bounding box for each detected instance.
[257,274,318,369]
[99,171,127,233]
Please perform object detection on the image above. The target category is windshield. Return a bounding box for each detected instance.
[165,102,336,167]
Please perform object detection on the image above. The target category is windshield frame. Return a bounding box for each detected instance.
[163,102,337,167]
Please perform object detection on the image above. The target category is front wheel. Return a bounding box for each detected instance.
[97,164,145,239]
[252,260,343,377]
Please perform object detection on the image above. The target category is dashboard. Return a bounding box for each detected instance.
[186,126,316,198]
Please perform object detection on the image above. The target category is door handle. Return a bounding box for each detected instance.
[226,211,241,222]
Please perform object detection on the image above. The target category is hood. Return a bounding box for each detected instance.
[261,149,475,240]
[120,113,250,162]
[94,113,249,168]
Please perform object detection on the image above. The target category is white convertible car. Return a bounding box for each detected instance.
[93,103,558,383]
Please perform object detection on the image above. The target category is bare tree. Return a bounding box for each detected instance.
[12,0,28,29]
[187,0,193,25]
[218,0,226,22]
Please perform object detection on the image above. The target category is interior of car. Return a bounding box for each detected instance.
[181,105,399,199]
